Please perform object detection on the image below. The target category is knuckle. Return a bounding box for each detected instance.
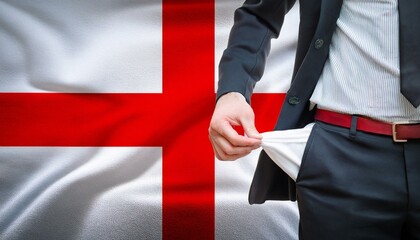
[224,146,236,155]
[230,138,243,147]
[217,153,230,161]
[217,149,237,161]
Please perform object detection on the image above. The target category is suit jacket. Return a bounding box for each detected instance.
[216,0,344,203]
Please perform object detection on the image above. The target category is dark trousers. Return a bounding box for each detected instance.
[296,120,420,240]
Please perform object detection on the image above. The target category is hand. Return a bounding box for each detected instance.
[208,92,262,160]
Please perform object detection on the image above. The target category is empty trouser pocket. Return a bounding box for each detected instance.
[261,123,314,181]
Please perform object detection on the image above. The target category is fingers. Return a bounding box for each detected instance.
[209,133,256,160]
[215,119,260,147]
[208,92,262,161]
[209,119,261,160]
[241,117,263,140]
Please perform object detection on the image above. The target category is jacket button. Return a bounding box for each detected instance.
[288,96,300,105]
[314,38,324,49]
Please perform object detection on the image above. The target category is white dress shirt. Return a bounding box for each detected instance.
[310,0,420,122]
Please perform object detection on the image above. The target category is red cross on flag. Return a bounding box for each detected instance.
[0,1,299,239]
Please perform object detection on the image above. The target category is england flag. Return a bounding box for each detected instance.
[0,1,299,239]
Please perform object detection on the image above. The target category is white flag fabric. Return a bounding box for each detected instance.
[0,0,300,239]
[0,147,163,239]
[0,0,162,93]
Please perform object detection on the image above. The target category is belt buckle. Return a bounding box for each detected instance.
[392,120,420,142]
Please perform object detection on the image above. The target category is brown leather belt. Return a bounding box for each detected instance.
[315,109,420,142]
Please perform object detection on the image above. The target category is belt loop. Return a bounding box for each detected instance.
[350,115,358,139]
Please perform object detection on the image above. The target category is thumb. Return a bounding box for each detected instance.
[241,118,262,140]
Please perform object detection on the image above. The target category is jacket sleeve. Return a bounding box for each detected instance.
[216,0,296,103]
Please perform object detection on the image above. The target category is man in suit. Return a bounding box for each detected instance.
[209,0,420,239]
